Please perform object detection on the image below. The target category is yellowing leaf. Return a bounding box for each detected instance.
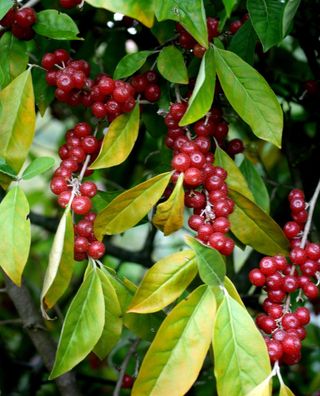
[213,294,271,396]
[0,70,36,188]
[185,235,226,286]
[93,268,122,360]
[41,210,75,318]
[90,103,140,169]
[132,285,216,396]
[152,172,184,235]
[214,46,283,148]
[0,186,30,285]
[84,0,155,27]
[224,276,245,307]
[228,190,290,256]
[214,146,254,201]
[50,269,105,379]
[128,250,197,313]
[94,171,172,238]
[246,376,272,396]
[279,383,295,396]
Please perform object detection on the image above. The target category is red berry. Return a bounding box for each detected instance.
[265,272,283,291]
[80,181,97,198]
[282,275,299,293]
[184,191,206,209]
[184,167,204,187]
[266,304,283,319]
[121,374,135,389]
[42,53,57,70]
[71,196,92,215]
[212,217,230,233]
[57,190,72,208]
[283,221,301,239]
[267,289,286,303]
[15,7,37,28]
[144,84,161,102]
[282,334,301,355]
[197,224,214,242]
[282,313,300,330]
[295,307,310,326]
[54,49,70,63]
[208,232,226,250]
[256,314,277,334]
[74,236,89,253]
[75,219,94,238]
[229,20,242,34]
[88,241,105,259]
[290,247,307,265]
[303,282,319,300]
[50,177,68,195]
[81,136,99,154]
[188,215,204,231]
[171,153,191,172]
[193,44,206,58]
[98,76,115,95]
[267,339,283,363]
[249,269,266,287]
[306,243,320,260]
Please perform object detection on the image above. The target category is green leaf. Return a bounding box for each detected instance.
[282,0,301,36]
[50,269,105,379]
[0,32,28,89]
[0,158,17,179]
[152,172,184,235]
[0,0,13,20]
[157,45,188,84]
[94,171,172,238]
[279,383,295,396]
[228,20,257,65]
[90,103,140,169]
[185,236,226,286]
[22,157,55,180]
[213,293,271,396]
[114,50,154,80]
[0,186,30,286]
[33,10,81,40]
[179,47,216,125]
[0,70,36,188]
[128,250,197,313]
[32,67,55,116]
[155,0,208,48]
[246,377,272,396]
[93,268,122,360]
[247,0,284,52]
[213,46,283,148]
[132,286,216,396]
[41,210,75,318]
[239,157,270,213]
[228,189,289,256]
[84,0,155,27]
[224,276,245,307]
[214,146,254,201]
[222,0,237,17]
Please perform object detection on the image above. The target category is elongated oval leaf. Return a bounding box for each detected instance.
[213,46,283,148]
[224,276,245,307]
[157,46,188,84]
[85,0,155,27]
[247,0,284,52]
[282,0,301,36]
[152,172,184,235]
[246,377,272,396]
[214,146,254,201]
[33,10,81,40]
[114,50,154,79]
[213,294,271,396]
[41,210,75,318]
[128,250,197,313]
[0,186,30,286]
[93,268,122,360]
[0,158,17,179]
[222,0,237,17]
[22,157,55,180]
[94,171,172,238]
[155,0,208,48]
[228,20,257,65]
[185,235,226,286]
[179,47,216,125]
[279,383,295,396]
[132,285,216,396]
[0,32,28,89]
[228,189,289,256]
[90,103,140,169]
[0,70,36,188]
[239,157,270,213]
[50,269,105,379]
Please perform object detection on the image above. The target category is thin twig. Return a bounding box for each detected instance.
[0,318,23,326]
[113,338,140,396]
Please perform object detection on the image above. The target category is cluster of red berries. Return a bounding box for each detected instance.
[50,121,106,262]
[249,189,320,365]
[0,6,36,40]
[59,0,82,9]
[164,102,238,256]
[41,50,160,122]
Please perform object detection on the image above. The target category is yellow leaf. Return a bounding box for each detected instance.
[279,383,295,396]
[90,103,140,169]
[246,376,272,396]
[132,285,216,396]
[152,172,184,235]
[128,250,197,313]
[0,70,36,188]
[94,171,172,238]
[224,276,245,307]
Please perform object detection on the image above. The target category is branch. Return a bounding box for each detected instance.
[3,273,83,396]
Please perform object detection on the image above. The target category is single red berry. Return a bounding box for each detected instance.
[208,232,226,250]
[184,191,206,209]
[193,44,206,58]
[184,167,204,187]
[75,219,94,238]
[171,153,191,172]
[212,217,230,233]
[300,259,318,277]
[229,20,242,34]
[259,257,277,276]
[15,7,37,28]
[131,75,147,93]
[11,23,35,40]
[282,275,299,293]
[265,272,283,291]
[282,313,300,330]
[267,339,283,363]
[249,269,266,287]
[283,221,301,239]
[207,17,219,41]
[98,76,115,95]
[267,289,286,303]
[289,189,305,202]
[57,190,72,208]
[295,307,310,326]
[88,241,105,259]
[41,53,57,70]
[54,49,70,63]
[71,196,92,215]
[290,247,307,265]
[266,304,283,319]
[306,243,320,260]
[273,255,288,271]
[290,198,305,213]
[219,237,234,256]
[188,214,204,231]
[144,84,161,102]
[121,374,135,389]
[281,334,301,355]
[303,282,319,300]
[80,181,97,198]
[54,166,72,180]
[256,314,277,334]
[205,175,224,191]
[81,136,99,154]
[50,177,68,195]
[197,224,214,243]
[74,236,89,253]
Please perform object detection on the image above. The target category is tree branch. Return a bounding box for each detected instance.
[3,273,83,396]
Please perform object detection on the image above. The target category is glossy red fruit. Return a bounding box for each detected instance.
[50,177,68,195]
[74,236,89,253]
[249,269,266,287]
[88,241,105,259]
[57,190,72,208]
[121,374,135,389]
[144,84,161,102]
[267,339,283,363]
[188,215,204,231]
[80,181,97,198]
[15,7,37,28]
[259,257,277,276]
[184,167,204,187]
[71,196,92,215]
[295,307,310,326]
